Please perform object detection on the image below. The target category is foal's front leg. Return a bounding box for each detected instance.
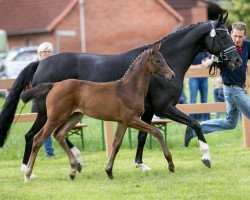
[105,123,127,179]
[129,116,174,173]
[54,127,79,180]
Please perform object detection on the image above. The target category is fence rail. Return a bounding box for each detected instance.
[0,66,249,157]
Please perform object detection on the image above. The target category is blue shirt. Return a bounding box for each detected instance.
[220,40,250,85]
[192,51,210,65]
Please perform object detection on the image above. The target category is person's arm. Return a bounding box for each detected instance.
[246,41,250,74]
[247,63,250,75]
[201,57,213,68]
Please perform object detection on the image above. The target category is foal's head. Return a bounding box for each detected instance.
[145,42,175,81]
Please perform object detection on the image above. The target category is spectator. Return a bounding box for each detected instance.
[188,51,213,121]
[185,22,250,147]
[32,42,55,158]
[179,90,187,104]
[213,77,225,118]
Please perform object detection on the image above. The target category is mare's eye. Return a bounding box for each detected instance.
[221,34,227,38]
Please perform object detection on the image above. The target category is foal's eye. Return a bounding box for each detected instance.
[154,59,160,64]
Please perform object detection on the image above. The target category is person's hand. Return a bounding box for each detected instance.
[202,58,213,68]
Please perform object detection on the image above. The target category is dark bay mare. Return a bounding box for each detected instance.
[20,43,175,181]
[0,13,241,172]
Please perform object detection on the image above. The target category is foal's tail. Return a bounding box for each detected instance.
[0,61,40,147]
[21,83,54,103]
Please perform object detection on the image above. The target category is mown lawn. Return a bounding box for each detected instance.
[0,97,250,200]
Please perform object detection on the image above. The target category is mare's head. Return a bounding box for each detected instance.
[204,12,242,70]
[145,42,175,81]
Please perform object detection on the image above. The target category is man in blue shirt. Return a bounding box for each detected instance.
[189,51,211,121]
[185,22,250,147]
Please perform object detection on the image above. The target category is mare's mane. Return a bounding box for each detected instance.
[153,21,208,46]
[121,21,209,58]
[118,21,209,82]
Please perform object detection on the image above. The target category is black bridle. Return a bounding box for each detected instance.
[210,22,237,61]
[207,22,238,76]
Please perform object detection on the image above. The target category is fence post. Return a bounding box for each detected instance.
[242,117,250,148]
[242,73,250,148]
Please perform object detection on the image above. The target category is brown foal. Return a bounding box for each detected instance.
[21,43,175,182]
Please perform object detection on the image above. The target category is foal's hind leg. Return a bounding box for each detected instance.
[22,96,81,166]
[54,113,84,180]
[105,122,127,179]
[21,113,47,179]
[129,116,174,173]
[25,124,55,182]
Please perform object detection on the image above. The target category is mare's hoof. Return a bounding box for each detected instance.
[70,174,76,180]
[135,163,151,172]
[77,163,82,173]
[202,159,211,168]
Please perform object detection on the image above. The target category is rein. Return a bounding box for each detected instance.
[208,61,220,77]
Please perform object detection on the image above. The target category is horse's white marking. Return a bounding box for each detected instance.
[199,140,211,160]
[24,174,30,183]
[135,163,151,172]
[20,164,27,173]
[71,147,83,165]
[20,164,36,180]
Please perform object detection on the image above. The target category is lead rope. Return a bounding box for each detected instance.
[209,63,218,77]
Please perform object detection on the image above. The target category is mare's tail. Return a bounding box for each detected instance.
[21,83,54,103]
[0,61,40,147]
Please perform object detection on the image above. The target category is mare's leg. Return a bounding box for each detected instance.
[135,110,154,171]
[105,123,127,179]
[21,111,47,178]
[161,105,211,168]
[54,112,84,180]
[129,117,174,173]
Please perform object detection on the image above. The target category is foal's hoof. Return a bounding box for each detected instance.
[70,174,76,180]
[107,173,114,180]
[105,170,114,180]
[202,159,211,168]
[77,163,82,173]
[168,163,175,173]
[24,175,30,183]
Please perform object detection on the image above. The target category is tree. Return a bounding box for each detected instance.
[223,0,250,37]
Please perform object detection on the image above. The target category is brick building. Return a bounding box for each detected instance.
[0,0,209,54]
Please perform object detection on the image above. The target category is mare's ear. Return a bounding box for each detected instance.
[218,11,228,25]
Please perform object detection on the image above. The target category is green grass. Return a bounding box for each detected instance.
[0,96,250,199]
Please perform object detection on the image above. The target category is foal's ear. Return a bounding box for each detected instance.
[152,42,161,53]
[149,42,161,56]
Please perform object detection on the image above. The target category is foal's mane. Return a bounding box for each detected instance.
[119,49,149,81]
